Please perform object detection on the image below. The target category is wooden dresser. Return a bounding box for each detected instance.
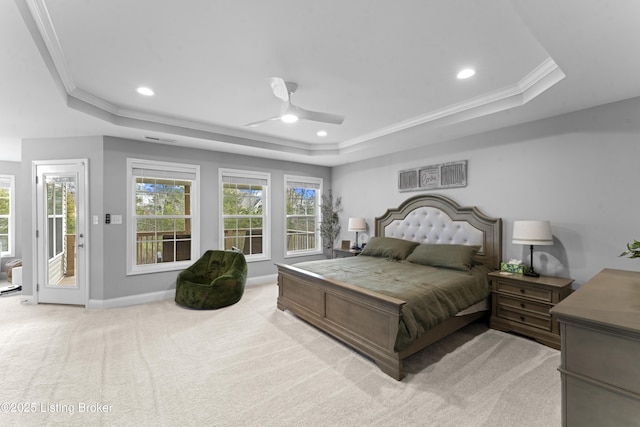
[550,268,640,426]
[488,271,573,349]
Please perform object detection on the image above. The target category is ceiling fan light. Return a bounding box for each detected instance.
[281,114,298,123]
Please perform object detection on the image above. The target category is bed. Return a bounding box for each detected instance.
[276,194,502,380]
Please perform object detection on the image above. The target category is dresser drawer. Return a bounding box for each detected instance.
[496,294,551,317]
[564,323,640,395]
[497,306,552,331]
[495,280,552,302]
[564,374,640,426]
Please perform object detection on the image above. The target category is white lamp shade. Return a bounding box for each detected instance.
[512,220,553,245]
[348,217,367,232]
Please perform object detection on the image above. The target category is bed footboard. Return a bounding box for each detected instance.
[276,263,407,380]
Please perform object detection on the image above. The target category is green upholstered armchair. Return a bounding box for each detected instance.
[175,250,248,310]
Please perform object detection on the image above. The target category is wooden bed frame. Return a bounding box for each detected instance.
[276,194,502,380]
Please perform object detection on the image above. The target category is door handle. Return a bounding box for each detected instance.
[78,243,84,248]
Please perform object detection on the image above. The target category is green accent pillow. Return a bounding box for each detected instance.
[406,244,480,271]
[360,236,419,260]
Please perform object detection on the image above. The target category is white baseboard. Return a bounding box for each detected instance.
[16,294,35,305]
[87,274,278,309]
[246,274,277,287]
[88,289,175,309]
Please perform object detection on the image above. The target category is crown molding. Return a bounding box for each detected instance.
[339,57,565,149]
[67,88,340,154]
[21,0,564,160]
[24,0,76,94]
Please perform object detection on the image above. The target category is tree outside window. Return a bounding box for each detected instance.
[135,177,192,264]
[220,169,270,261]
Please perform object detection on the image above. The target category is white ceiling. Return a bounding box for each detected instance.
[2,0,640,166]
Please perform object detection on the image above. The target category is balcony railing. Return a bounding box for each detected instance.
[286,231,316,252]
[136,231,191,265]
[135,228,317,264]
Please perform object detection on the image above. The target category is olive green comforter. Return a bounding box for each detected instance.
[293,255,492,352]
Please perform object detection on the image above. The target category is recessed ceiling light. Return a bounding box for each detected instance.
[280,114,298,123]
[137,87,154,96]
[457,68,475,79]
[317,130,327,137]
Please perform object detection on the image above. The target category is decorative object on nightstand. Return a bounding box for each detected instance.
[512,220,553,277]
[348,217,366,249]
[488,271,573,349]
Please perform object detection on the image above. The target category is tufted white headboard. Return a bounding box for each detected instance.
[375,194,502,269]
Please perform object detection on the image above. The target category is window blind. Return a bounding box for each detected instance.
[222,175,268,186]
[287,180,321,190]
[132,168,196,180]
[0,176,12,187]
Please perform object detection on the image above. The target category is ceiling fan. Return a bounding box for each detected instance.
[246,77,345,127]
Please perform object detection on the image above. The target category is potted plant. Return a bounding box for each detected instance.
[319,190,342,258]
[619,240,640,259]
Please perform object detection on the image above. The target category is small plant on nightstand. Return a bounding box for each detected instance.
[619,240,640,259]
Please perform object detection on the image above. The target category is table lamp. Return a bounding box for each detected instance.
[512,220,553,277]
[348,218,367,250]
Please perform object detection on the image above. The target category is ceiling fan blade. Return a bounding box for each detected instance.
[245,116,280,127]
[269,77,290,102]
[293,105,345,125]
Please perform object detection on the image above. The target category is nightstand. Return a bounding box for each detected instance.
[333,248,361,258]
[488,271,573,349]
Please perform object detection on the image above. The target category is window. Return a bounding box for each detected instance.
[127,159,200,275]
[285,175,322,256]
[0,175,14,257]
[46,178,72,260]
[220,169,270,261]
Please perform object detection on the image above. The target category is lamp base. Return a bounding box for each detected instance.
[351,231,360,250]
[523,244,540,277]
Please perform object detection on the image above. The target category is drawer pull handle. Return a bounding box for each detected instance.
[520,289,526,294]
[520,303,526,308]
[520,316,525,322]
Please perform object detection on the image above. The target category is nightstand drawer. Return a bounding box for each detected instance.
[495,280,552,302]
[497,307,552,331]
[496,294,551,317]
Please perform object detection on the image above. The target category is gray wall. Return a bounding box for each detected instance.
[20,136,330,301]
[101,137,330,299]
[332,96,640,287]
[0,160,22,277]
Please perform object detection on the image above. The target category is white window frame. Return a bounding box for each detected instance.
[46,180,66,260]
[126,158,200,275]
[284,175,323,258]
[219,168,270,262]
[0,175,15,257]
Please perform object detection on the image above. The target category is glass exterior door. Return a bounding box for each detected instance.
[36,161,86,306]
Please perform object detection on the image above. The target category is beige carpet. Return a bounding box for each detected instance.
[0,284,560,426]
